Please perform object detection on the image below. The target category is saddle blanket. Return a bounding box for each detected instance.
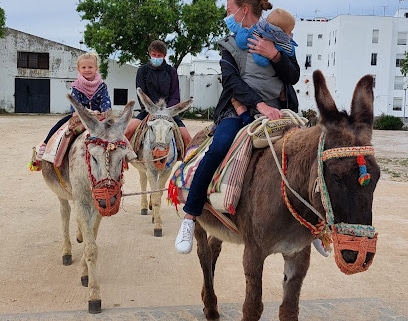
[168,126,252,215]
[42,122,74,167]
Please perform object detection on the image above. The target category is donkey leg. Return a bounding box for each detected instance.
[59,198,73,266]
[241,244,265,321]
[195,222,221,320]
[76,207,101,313]
[149,171,170,237]
[139,170,149,215]
[279,245,311,321]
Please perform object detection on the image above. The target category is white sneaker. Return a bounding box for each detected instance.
[175,218,195,254]
[312,238,330,257]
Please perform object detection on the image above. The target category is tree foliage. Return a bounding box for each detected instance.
[76,0,227,77]
[0,7,6,38]
[401,51,408,77]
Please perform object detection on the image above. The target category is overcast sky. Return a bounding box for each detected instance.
[1,0,405,50]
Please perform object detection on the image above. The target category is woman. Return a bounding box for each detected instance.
[175,0,300,254]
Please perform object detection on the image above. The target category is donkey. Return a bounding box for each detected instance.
[190,70,380,321]
[128,88,192,237]
[41,95,135,313]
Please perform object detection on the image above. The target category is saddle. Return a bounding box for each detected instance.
[42,113,102,167]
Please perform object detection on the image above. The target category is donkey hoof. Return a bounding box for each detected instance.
[141,209,148,215]
[88,299,102,314]
[154,228,162,237]
[81,276,89,287]
[62,255,72,266]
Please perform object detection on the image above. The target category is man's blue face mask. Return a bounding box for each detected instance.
[150,57,164,67]
[223,6,244,34]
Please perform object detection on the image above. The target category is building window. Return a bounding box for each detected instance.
[397,32,407,45]
[393,97,402,111]
[333,52,336,66]
[17,51,49,69]
[371,53,377,66]
[305,55,312,69]
[394,76,404,90]
[318,34,323,39]
[307,34,313,47]
[113,89,128,106]
[372,29,379,43]
[396,54,405,67]
[371,74,376,88]
[318,54,322,60]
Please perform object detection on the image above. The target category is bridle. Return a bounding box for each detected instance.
[147,115,177,170]
[85,134,128,216]
[266,127,378,275]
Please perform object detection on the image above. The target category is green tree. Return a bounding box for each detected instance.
[77,0,227,77]
[0,7,6,38]
[401,51,408,77]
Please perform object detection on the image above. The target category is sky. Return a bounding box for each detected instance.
[1,0,405,51]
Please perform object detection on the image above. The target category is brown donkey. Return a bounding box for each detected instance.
[191,70,380,321]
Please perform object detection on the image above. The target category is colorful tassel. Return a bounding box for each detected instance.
[357,155,370,186]
[167,180,180,211]
[28,160,41,171]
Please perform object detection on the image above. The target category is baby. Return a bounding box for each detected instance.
[235,8,297,67]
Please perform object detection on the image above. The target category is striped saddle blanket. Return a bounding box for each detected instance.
[168,126,252,215]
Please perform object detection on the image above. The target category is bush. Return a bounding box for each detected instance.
[301,108,318,126]
[181,107,215,120]
[374,114,404,130]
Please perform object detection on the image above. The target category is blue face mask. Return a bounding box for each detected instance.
[224,7,244,34]
[150,57,163,67]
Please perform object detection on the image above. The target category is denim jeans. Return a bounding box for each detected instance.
[183,117,243,216]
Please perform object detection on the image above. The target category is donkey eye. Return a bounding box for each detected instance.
[331,174,342,185]
[92,155,97,163]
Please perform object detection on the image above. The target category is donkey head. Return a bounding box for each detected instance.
[311,70,380,274]
[67,94,135,216]
[136,88,193,169]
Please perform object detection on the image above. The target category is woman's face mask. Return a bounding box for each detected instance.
[150,57,164,67]
[224,6,245,34]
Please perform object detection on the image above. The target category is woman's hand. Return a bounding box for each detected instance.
[248,35,280,62]
[256,102,283,120]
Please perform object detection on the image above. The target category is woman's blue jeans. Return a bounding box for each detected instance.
[183,117,243,216]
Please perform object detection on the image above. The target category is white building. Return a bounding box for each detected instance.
[293,9,408,118]
[0,28,138,114]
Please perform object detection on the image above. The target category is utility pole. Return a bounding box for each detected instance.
[380,6,388,16]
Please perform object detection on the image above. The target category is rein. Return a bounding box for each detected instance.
[85,134,128,216]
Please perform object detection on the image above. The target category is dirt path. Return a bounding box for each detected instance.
[0,115,407,318]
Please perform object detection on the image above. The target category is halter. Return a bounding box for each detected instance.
[281,130,378,275]
[85,134,128,216]
[148,115,175,170]
[316,132,377,274]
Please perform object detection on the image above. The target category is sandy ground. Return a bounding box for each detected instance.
[0,115,407,318]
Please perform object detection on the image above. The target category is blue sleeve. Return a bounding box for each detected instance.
[98,83,111,112]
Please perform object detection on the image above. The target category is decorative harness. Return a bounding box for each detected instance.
[278,130,378,275]
[85,134,128,217]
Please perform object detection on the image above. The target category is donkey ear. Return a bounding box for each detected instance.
[137,87,157,114]
[350,75,374,127]
[116,100,135,134]
[168,98,193,117]
[67,94,99,133]
[313,70,340,122]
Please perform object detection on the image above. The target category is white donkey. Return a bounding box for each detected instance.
[129,88,192,237]
[41,95,135,314]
